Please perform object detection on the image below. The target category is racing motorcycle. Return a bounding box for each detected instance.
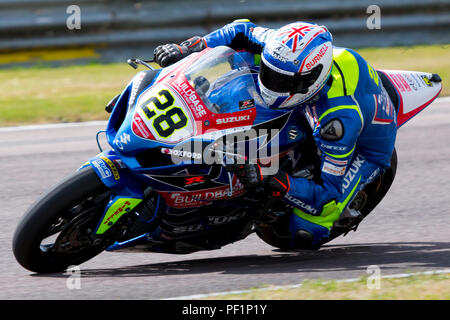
[12,46,442,273]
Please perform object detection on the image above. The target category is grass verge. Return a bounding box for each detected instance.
[0,63,136,126]
[0,44,448,126]
[202,272,450,300]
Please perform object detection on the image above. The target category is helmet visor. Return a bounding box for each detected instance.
[259,60,323,95]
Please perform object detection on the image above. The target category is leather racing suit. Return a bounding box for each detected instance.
[172,19,398,245]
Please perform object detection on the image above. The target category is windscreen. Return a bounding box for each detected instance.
[184,46,262,114]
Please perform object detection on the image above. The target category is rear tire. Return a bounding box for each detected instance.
[12,167,111,273]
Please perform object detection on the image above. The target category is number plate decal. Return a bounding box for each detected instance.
[133,84,194,143]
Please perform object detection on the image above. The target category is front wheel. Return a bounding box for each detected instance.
[12,166,113,273]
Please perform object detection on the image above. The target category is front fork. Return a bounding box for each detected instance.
[80,150,143,235]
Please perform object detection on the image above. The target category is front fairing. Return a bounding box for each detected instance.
[104,47,310,175]
[87,48,313,236]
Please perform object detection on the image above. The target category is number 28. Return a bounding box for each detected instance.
[141,89,188,138]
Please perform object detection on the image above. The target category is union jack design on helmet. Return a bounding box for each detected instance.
[278,25,313,52]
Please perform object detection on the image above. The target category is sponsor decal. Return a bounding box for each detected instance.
[421,75,433,87]
[172,211,247,234]
[288,126,299,140]
[100,156,120,180]
[270,45,289,62]
[284,194,318,215]
[103,200,132,226]
[397,74,412,92]
[160,179,245,208]
[216,115,250,125]
[92,159,112,179]
[96,198,142,234]
[403,73,419,91]
[129,72,146,106]
[305,43,329,71]
[119,132,130,145]
[322,161,346,176]
[172,78,207,118]
[161,147,202,160]
[389,73,411,93]
[239,99,255,110]
[342,155,365,193]
[366,167,381,185]
[184,176,206,186]
[412,73,425,88]
[114,132,131,150]
[325,156,348,166]
[172,224,202,234]
[207,211,246,225]
[132,113,153,139]
[147,166,223,191]
[320,143,347,152]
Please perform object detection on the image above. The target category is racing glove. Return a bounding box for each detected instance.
[228,164,290,196]
[153,36,206,67]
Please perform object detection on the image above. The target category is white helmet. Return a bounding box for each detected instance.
[258,22,333,108]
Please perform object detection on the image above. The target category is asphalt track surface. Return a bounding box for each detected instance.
[0,98,449,300]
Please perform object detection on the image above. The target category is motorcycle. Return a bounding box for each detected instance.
[12,46,442,273]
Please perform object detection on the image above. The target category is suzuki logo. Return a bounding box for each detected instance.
[185,176,205,185]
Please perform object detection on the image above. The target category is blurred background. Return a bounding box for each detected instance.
[1,0,449,65]
[1,1,450,300]
[0,0,449,125]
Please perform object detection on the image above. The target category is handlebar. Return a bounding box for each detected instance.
[127,58,156,71]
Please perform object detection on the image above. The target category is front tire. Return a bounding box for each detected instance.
[12,166,111,273]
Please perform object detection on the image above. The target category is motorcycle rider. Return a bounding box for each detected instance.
[153,19,397,248]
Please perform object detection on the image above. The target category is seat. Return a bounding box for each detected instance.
[377,70,399,113]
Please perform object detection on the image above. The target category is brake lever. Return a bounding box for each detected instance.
[127,58,156,71]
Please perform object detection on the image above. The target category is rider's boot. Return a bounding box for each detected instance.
[289,212,330,249]
[294,229,314,248]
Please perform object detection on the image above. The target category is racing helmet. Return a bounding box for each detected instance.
[258,22,333,108]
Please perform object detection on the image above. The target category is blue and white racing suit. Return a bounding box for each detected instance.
[202,19,398,245]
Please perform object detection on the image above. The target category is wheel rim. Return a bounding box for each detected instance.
[38,190,112,264]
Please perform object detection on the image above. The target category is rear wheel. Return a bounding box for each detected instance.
[12,167,113,273]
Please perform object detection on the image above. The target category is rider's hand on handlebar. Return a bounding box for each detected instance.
[227,163,262,189]
[226,164,290,196]
[153,44,189,68]
[265,168,290,197]
[153,36,206,67]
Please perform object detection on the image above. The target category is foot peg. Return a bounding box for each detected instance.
[333,208,362,228]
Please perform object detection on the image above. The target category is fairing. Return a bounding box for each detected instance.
[85,47,316,236]
[378,69,442,128]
